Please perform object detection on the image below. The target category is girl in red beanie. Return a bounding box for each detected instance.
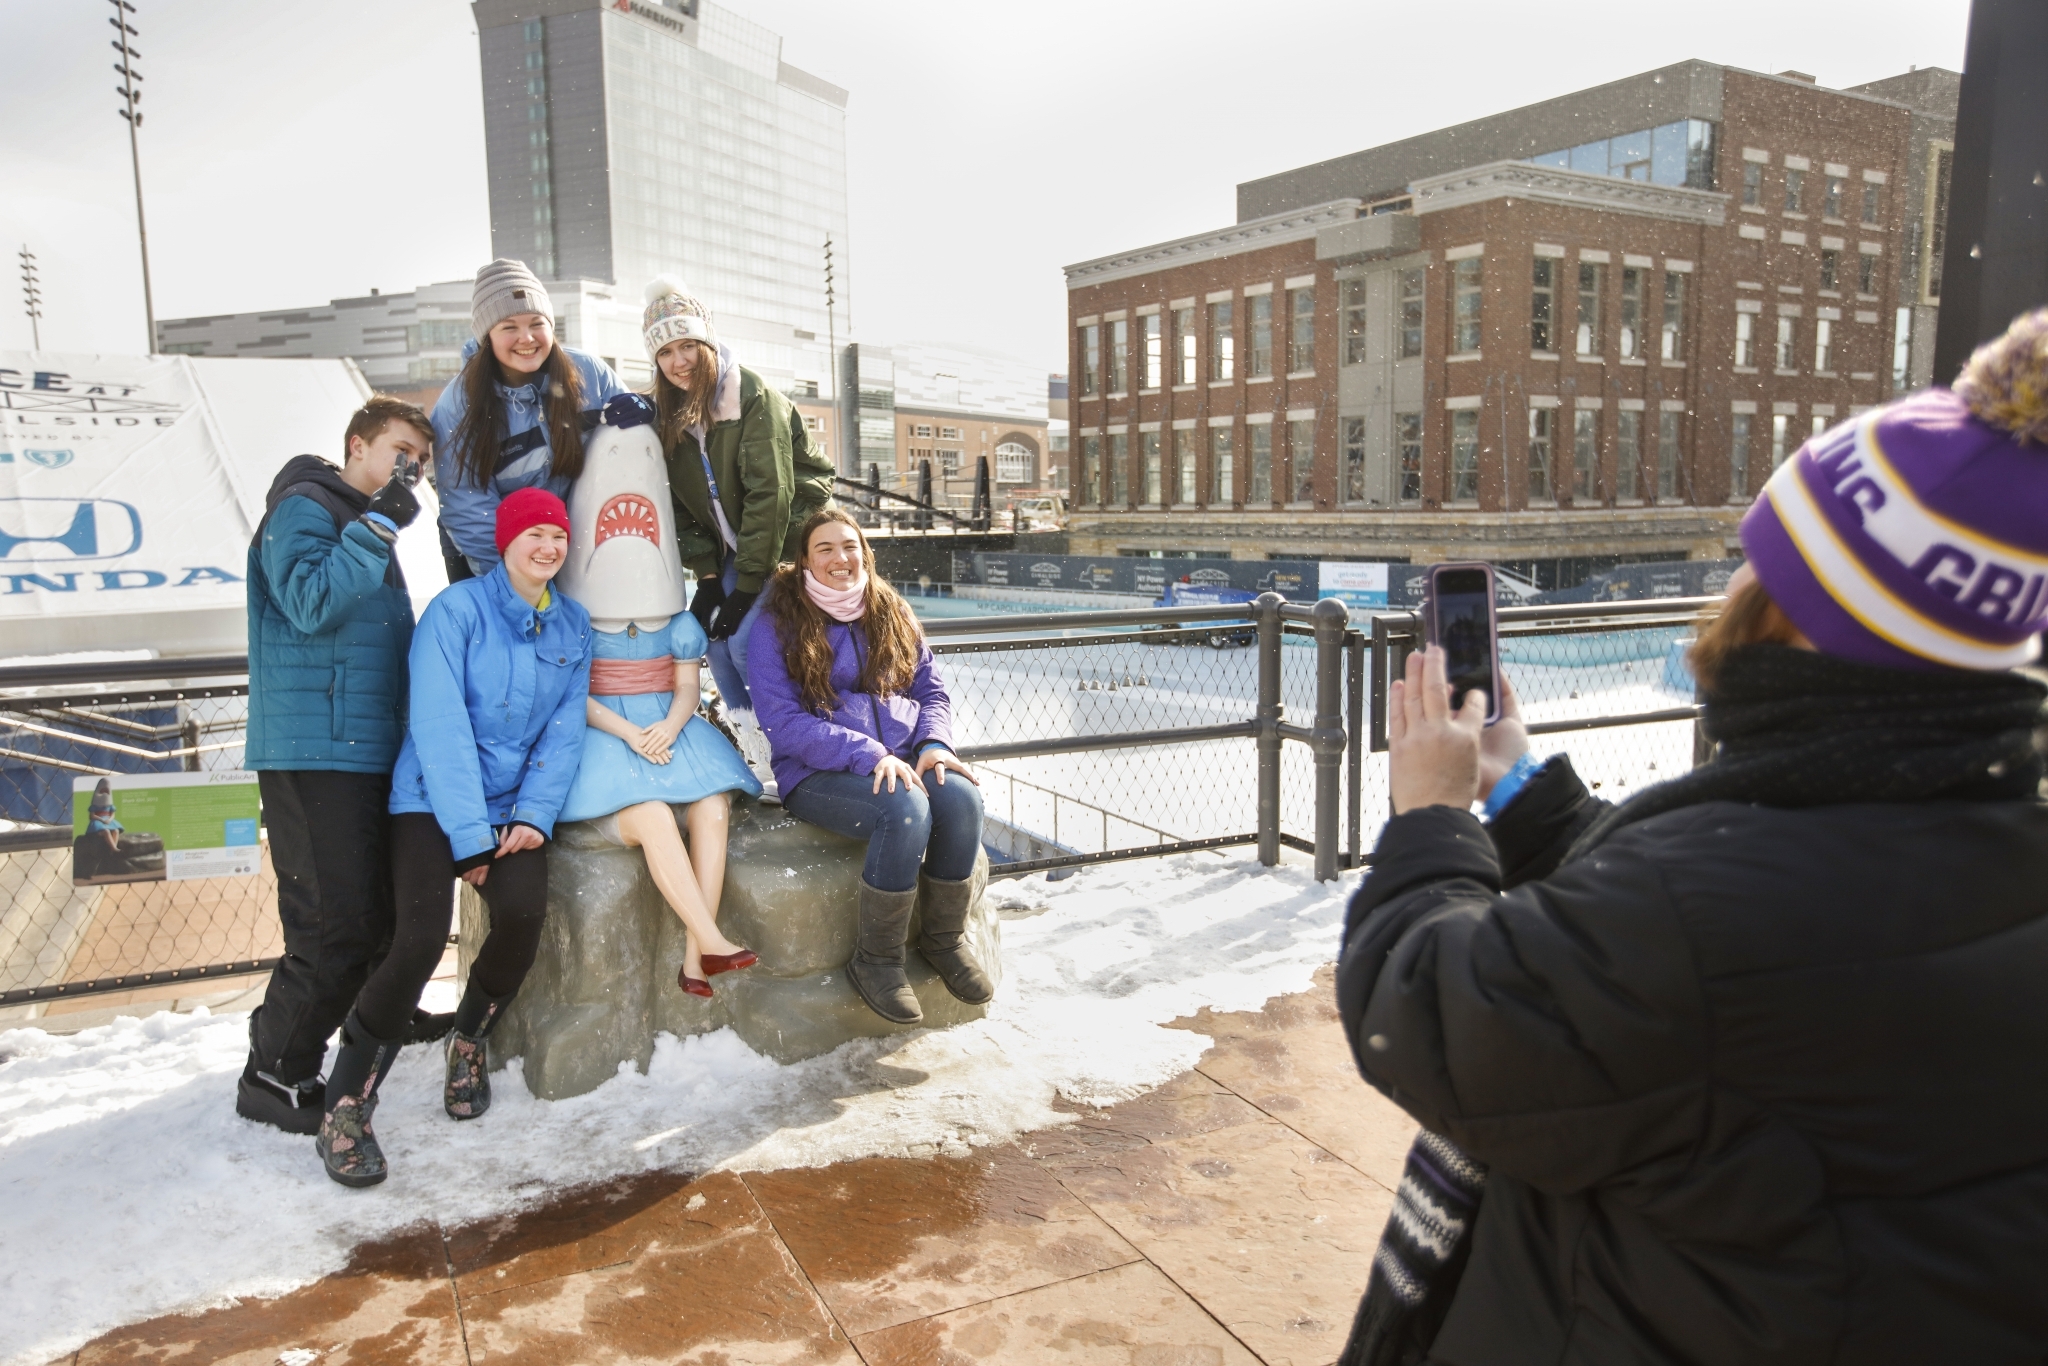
[314,488,592,1187]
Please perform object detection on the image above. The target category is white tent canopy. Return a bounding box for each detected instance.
[0,353,446,658]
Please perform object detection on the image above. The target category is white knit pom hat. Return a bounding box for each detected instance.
[643,275,715,357]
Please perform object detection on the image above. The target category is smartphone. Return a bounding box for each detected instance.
[1423,562,1502,724]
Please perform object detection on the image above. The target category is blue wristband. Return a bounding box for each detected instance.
[1482,752,1544,820]
[362,511,399,536]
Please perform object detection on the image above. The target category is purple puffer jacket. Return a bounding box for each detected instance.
[749,608,954,798]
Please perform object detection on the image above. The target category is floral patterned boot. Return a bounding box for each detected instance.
[444,978,515,1121]
[316,1009,402,1188]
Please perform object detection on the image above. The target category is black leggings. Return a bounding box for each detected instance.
[354,812,549,1039]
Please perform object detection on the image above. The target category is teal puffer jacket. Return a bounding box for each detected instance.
[387,563,591,861]
[245,457,415,773]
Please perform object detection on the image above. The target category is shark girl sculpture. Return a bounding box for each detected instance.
[557,394,763,996]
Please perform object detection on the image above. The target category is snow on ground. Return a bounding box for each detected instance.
[0,851,1357,1366]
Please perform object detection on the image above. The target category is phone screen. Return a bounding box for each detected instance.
[1432,567,1496,715]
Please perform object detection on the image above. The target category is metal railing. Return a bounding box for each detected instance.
[1,595,1719,1006]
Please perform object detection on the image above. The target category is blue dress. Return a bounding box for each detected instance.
[558,613,762,823]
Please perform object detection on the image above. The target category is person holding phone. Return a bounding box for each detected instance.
[1336,310,2048,1363]
[238,396,430,1136]
[315,489,590,1188]
[749,509,991,1025]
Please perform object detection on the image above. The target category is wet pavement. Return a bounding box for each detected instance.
[55,967,1415,1366]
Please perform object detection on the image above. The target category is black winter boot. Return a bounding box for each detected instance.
[916,873,994,1005]
[316,1008,403,1188]
[237,1009,326,1135]
[444,978,515,1120]
[848,880,923,1025]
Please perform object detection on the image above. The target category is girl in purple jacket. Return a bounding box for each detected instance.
[750,509,992,1025]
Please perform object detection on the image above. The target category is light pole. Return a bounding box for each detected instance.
[824,234,842,473]
[110,0,155,353]
[19,247,42,350]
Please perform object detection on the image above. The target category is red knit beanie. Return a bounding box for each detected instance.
[495,487,570,555]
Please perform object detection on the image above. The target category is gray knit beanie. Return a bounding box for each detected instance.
[471,259,554,340]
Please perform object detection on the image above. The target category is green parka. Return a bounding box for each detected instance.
[663,362,835,594]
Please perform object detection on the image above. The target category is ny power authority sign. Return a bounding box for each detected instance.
[70,769,262,886]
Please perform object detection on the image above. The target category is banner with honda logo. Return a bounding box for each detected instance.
[0,353,444,657]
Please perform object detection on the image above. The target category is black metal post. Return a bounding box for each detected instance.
[916,459,933,531]
[1310,597,1349,882]
[1932,0,2048,384]
[1345,628,1365,868]
[1254,592,1284,867]
[866,462,880,510]
[971,455,992,531]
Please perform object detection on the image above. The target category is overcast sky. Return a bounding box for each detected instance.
[1,0,1968,374]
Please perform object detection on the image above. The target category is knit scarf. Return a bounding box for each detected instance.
[804,567,868,623]
[1341,644,2047,1366]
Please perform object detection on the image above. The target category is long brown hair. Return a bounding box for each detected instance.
[767,508,923,713]
[652,340,719,448]
[448,339,587,490]
[1688,573,1803,692]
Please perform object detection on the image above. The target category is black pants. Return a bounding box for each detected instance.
[354,812,549,1039]
[250,770,395,1084]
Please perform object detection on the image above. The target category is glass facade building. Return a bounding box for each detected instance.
[1528,119,1718,190]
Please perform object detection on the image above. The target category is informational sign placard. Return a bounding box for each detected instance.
[1318,561,1390,610]
[71,769,261,886]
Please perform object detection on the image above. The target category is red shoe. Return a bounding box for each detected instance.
[700,949,758,977]
[678,970,714,998]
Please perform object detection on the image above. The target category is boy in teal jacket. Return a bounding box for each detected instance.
[238,396,429,1134]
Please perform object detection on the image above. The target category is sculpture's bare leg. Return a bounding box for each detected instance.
[615,800,741,982]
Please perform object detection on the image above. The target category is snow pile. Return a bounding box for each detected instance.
[0,852,1356,1366]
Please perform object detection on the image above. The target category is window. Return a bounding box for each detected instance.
[1573,410,1597,500]
[1141,431,1162,504]
[1730,413,1753,498]
[1527,118,1716,190]
[1342,416,1367,504]
[1862,181,1881,225]
[1209,426,1234,503]
[523,18,544,40]
[1079,324,1101,395]
[1824,175,1844,218]
[1453,257,1483,353]
[1776,315,1797,371]
[805,415,824,434]
[1143,314,1163,388]
[1784,167,1805,213]
[1742,162,1762,207]
[1248,295,1273,377]
[1894,306,1913,390]
[1289,287,1316,372]
[997,441,1033,484]
[1451,410,1480,501]
[1527,408,1554,502]
[1617,410,1642,499]
[1735,313,1755,367]
[1813,414,1828,438]
[939,448,962,476]
[1108,433,1128,504]
[1398,268,1425,358]
[1342,279,1368,365]
[1249,423,1273,503]
[1530,258,1556,351]
[1174,306,1198,384]
[1081,435,1101,503]
[1208,301,1235,381]
[913,423,933,438]
[1619,268,1643,358]
[1660,272,1686,360]
[1815,318,1834,372]
[1289,418,1316,501]
[938,426,962,440]
[1397,412,1423,504]
[1577,262,1604,355]
[1108,319,1129,393]
[1657,412,1682,500]
[1859,252,1880,295]
[1176,428,1198,503]
[1771,413,1792,467]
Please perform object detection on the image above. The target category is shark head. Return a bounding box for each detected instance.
[558,422,685,632]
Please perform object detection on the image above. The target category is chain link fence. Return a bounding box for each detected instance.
[0,597,1719,1007]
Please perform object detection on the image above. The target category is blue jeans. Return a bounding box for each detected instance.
[784,766,985,892]
[702,554,762,711]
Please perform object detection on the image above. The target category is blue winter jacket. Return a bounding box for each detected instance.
[388,563,592,861]
[245,455,414,773]
[431,341,626,574]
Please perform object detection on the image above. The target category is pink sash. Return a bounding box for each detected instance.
[589,656,678,696]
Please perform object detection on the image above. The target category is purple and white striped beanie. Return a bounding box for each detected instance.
[1741,308,2048,671]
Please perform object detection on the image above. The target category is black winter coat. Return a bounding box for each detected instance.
[1337,756,2048,1365]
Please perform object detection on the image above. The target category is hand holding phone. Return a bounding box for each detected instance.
[1423,562,1502,725]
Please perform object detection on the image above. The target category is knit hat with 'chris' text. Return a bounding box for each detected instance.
[472,259,554,340]
[642,275,715,357]
[1742,307,2048,671]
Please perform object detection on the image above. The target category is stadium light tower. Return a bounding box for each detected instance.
[19,246,42,350]
[110,0,155,352]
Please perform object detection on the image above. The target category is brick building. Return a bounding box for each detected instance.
[1062,61,1956,575]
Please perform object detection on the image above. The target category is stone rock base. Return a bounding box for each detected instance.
[458,796,1002,1098]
